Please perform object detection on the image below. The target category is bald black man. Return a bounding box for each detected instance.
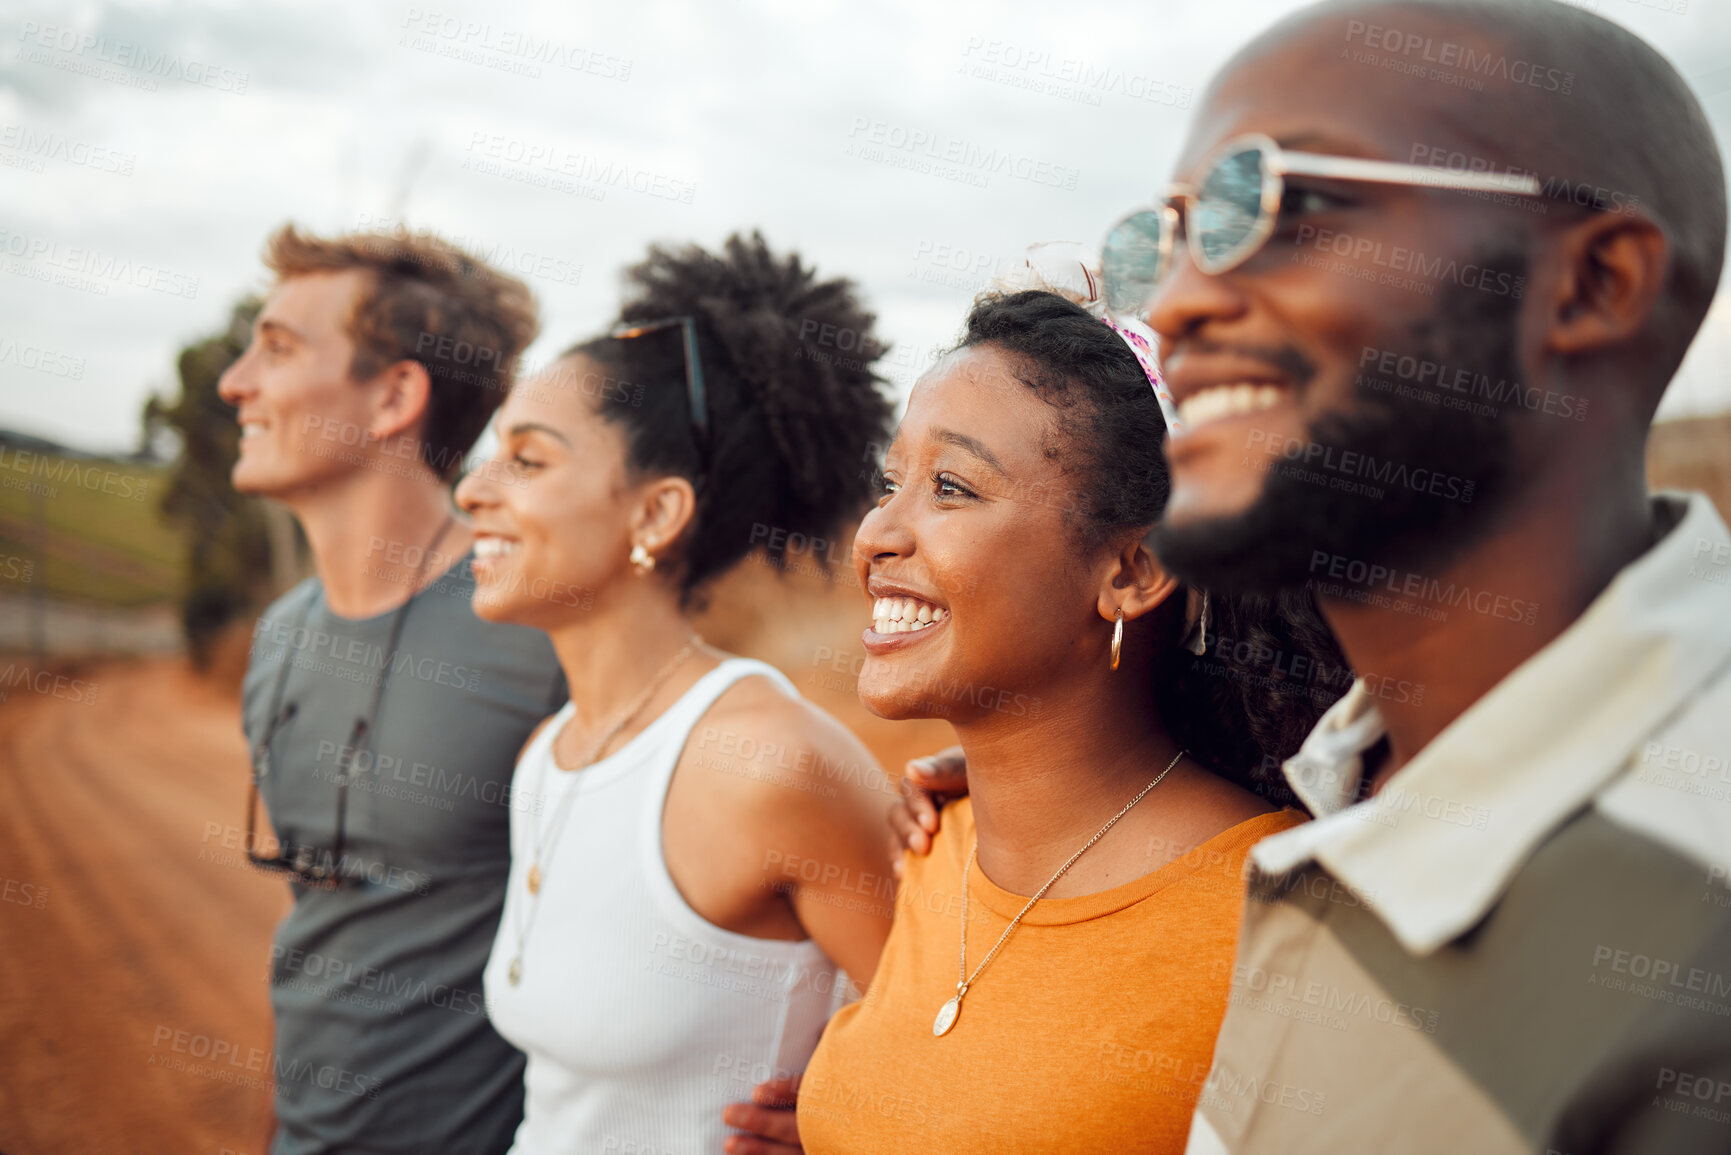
[1107,0,1731,1150]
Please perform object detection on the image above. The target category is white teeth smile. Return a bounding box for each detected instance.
[239,421,268,439]
[1176,384,1284,431]
[871,595,948,635]
[474,536,517,560]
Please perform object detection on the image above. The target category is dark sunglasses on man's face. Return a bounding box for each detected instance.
[1100,132,1555,322]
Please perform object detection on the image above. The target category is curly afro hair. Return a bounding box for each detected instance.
[573,231,894,604]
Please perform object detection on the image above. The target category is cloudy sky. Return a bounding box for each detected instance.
[3,0,1729,456]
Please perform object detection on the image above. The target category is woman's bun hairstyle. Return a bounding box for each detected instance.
[574,231,895,603]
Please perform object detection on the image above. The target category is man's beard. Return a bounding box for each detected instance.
[1152,249,1529,596]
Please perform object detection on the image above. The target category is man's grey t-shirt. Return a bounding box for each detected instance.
[241,555,564,1155]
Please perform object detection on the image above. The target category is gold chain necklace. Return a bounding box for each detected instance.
[506,634,702,987]
[932,749,1185,1037]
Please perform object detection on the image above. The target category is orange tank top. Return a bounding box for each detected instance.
[798,798,1304,1154]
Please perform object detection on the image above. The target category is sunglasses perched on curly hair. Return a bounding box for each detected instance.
[612,315,711,490]
[1100,132,1548,321]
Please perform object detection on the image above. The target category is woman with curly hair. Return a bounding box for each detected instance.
[793,289,1348,1154]
[457,232,896,1154]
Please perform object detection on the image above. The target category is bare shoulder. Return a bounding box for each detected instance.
[1135,759,1280,869]
[1183,764,1280,826]
[669,671,896,977]
[671,671,892,917]
[686,673,884,814]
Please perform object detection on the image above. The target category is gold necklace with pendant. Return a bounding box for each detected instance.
[505,634,701,987]
[932,749,1184,1037]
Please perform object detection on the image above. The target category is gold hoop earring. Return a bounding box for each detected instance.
[629,543,655,575]
[1110,608,1124,671]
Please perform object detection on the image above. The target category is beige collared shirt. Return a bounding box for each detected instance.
[1188,493,1731,1154]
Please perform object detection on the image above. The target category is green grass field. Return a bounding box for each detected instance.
[0,451,181,607]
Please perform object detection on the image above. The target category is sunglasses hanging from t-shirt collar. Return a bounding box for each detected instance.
[244,515,456,889]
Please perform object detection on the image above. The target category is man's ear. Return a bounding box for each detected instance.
[1096,534,1181,623]
[368,359,434,443]
[1543,213,1668,357]
[628,474,699,562]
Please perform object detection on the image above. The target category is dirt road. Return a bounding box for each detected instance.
[0,657,287,1155]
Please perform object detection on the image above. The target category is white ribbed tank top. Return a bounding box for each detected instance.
[484,658,847,1155]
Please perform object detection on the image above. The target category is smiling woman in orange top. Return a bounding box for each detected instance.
[796,290,1335,1154]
